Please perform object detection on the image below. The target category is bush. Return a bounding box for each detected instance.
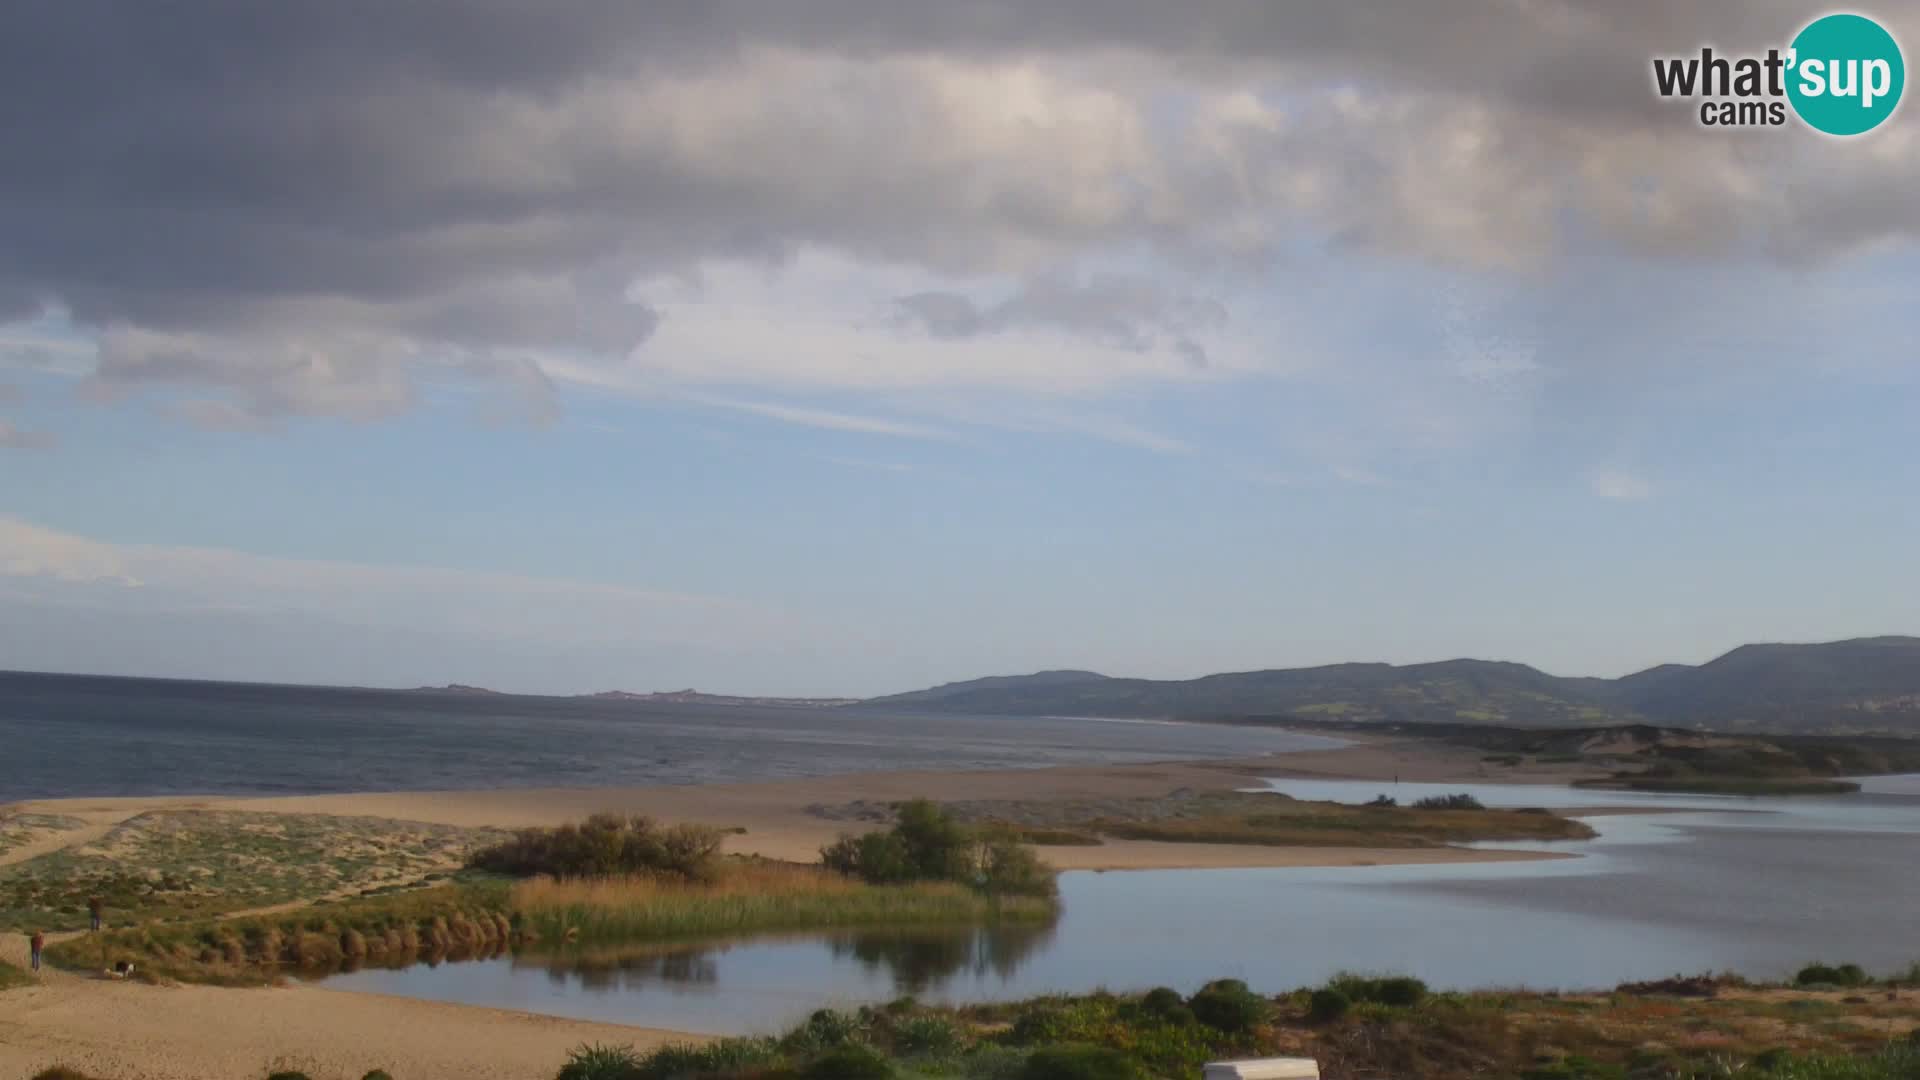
[1189,978,1267,1033]
[1412,794,1486,811]
[469,815,721,882]
[1795,962,1869,987]
[556,1042,643,1080]
[979,837,1058,899]
[1328,973,1428,1007]
[1139,986,1192,1024]
[625,1039,780,1080]
[1020,1045,1140,1080]
[893,1012,964,1056]
[803,1044,894,1080]
[822,800,1056,898]
[1366,795,1398,807]
[1308,988,1352,1023]
[265,1073,314,1080]
[361,1072,394,1080]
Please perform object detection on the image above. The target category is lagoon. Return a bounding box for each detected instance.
[323,775,1920,1034]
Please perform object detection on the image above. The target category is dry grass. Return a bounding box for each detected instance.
[512,860,1057,942]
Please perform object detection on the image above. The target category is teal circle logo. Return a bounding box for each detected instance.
[1787,13,1905,135]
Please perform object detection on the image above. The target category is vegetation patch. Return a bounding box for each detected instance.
[43,881,516,983]
[0,812,86,857]
[0,810,501,932]
[512,860,1056,944]
[814,789,1592,851]
[467,813,723,882]
[44,850,1054,984]
[543,969,1920,1080]
[822,799,1059,898]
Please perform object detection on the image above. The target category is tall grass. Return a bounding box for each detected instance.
[42,882,516,983]
[513,862,1056,942]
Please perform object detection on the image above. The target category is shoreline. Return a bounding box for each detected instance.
[12,736,1599,872]
[1,735,1600,1078]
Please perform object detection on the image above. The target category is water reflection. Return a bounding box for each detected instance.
[323,778,1920,1035]
[513,920,1059,997]
[828,922,1057,993]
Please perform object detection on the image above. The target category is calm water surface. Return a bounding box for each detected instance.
[0,671,1333,799]
[326,776,1920,1034]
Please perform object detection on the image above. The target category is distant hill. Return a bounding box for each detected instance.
[583,689,863,708]
[860,637,1920,735]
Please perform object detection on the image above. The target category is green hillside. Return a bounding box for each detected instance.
[863,637,1920,734]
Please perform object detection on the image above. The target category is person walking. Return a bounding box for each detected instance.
[87,895,102,932]
[29,928,45,971]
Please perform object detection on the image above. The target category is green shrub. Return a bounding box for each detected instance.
[1328,973,1428,1007]
[1009,1004,1074,1045]
[361,1072,394,1080]
[822,831,917,885]
[1020,1045,1140,1080]
[980,837,1058,899]
[627,1038,781,1080]
[1139,986,1192,1024]
[1308,988,1352,1023]
[469,814,721,882]
[822,800,1056,898]
[557,1042,643,1080]
[803,1043,894,1080]
[894,1013,964,1056]
[1795,962,1870,987]
[781,1008,865,1054]
[1411,793,1486,810]
[1189,978,1267,1033]
[265,1073,314,1080]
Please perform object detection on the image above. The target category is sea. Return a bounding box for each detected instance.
[9,668,1920,1033]
[0,670,1332,801]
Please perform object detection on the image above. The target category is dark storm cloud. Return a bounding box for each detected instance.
[2,1,1916,418]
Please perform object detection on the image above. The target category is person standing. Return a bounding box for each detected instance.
[87,895,102,932]
[29,929,45,971]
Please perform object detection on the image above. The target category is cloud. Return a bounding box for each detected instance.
[5,2,1916,426]
[689,395,953,439]
[0,515,822,659]
[1588,467,1653,500]
[0,419,56,450]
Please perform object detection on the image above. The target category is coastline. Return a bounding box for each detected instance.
[1,734,1602,1078]
[13,736,1597,872]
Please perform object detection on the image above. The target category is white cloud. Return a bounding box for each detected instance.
[1587,468,1653,500]
[0,516,819,656]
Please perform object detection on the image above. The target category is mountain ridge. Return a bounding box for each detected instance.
[862,636,1920,735]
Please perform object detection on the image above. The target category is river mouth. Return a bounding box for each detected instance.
[319,776,1920,1035]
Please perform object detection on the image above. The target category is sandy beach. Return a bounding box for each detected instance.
[1,734,1594,1078]
[14,736,1588,871]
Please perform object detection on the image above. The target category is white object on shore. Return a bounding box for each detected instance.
[1202,1058,1319,1080]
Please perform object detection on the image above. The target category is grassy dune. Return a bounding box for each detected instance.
[0,810,502,932]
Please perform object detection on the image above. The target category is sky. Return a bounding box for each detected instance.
[2,1,1917,696]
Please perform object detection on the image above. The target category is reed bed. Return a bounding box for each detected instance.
[512,862,1056,942]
